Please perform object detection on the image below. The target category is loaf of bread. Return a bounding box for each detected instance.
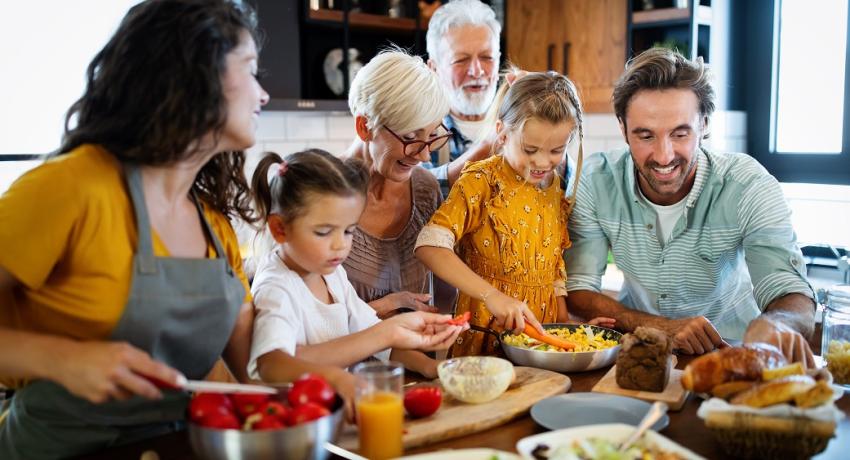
[681,343,787,393]
[615,326,673,392]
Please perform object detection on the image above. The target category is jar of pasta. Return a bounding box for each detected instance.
[822,284,850,386]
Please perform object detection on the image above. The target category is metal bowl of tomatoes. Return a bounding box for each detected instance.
[188,374,344,460]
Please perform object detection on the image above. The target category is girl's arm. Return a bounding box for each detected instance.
[221,301,255,383]
[294,311,463,368]
[256,350,357,421]
[390,349,439,379]
[0,267,181,403]
[415,245,543,334]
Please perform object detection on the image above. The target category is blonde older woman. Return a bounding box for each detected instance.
[343,50,454,317]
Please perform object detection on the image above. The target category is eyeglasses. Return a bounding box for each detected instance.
[382,124,451,158]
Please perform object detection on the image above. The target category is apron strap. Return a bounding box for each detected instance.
[125,165,157,274]
[189,192,233,276]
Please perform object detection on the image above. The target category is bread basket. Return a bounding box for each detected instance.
[704,411,835,460]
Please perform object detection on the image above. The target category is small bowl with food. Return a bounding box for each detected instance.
[437,356,514,404]
[472,323,621,373]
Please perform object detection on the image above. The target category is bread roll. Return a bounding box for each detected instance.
[730,375,816,408]
[681,343,787,393]
[710,380,757,400]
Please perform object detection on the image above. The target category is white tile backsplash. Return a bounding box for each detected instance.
[284,113,327,140]
[326,114,357,141]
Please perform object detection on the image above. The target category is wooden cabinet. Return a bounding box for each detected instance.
[506,0,627,113]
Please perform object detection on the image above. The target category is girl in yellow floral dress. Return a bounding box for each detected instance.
[415,71,614,357]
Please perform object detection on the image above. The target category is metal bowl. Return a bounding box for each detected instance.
[470,323,622,373]
[188,387,344,460]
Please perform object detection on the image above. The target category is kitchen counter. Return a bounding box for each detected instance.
[86,331,849,460]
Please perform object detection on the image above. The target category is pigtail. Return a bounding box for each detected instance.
[479,66,517,155]
[560,77,584,217]
[250,152,284,226]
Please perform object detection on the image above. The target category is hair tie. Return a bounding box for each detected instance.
[266,161,288,185]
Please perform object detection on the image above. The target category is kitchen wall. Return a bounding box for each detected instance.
[245,110,749,177]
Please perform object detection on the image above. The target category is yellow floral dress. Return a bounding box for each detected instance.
[417,155,570,357]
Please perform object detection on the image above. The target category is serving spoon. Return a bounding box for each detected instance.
[617,401,668,452]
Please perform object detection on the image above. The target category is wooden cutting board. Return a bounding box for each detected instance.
[591,364,690,411]
[338,366,571,451]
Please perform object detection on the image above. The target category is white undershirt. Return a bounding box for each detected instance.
[452,116,487,144]
[639,188,688,246]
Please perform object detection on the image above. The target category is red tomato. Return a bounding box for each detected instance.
[288,374,336,409]
[447,311,471,326]
[403,386,442,418]
[230,393,270,419]
[188,393,234,423]
[244,412,286,430]
[259,400,290,424]
[287,402,331,426]
[198,411,241,430]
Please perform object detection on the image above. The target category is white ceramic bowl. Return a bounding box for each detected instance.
[437,356,514,404]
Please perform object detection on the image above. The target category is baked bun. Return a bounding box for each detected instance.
[730,375,816,408]
[794,380,835,408]
[681,343,787,393]
[710,380,758,400]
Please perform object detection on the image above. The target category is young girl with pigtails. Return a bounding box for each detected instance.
[246,149,465,392]
[416,71,615,357]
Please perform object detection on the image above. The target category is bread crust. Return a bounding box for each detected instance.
[730,375,816,408]
[681,344,787,393]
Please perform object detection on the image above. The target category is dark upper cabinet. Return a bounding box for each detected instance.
[250,0,425,111]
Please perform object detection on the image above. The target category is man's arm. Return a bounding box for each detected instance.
[567,290,727,354]
[737,171,817,365]
[444,141,493,188]
[744,293,816,367]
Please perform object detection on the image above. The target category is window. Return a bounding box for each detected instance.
[772,0,848,154]
[0,1,142,192]
[748,0,850,185]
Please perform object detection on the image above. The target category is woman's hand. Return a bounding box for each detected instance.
[369,291,438,318]
[383,311,466,351]
[484,291,543,334]
[53,340,182,404]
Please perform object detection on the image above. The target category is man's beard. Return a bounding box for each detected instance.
[449,78,498,117]
[636,152,698,199]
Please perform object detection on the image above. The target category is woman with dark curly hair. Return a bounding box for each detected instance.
[0,0,267,456]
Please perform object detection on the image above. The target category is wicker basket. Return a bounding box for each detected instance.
[706,411,835,459]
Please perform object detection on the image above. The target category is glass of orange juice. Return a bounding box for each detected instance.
[353,361,404,459]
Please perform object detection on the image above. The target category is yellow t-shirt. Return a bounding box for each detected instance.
[0,144,250,346]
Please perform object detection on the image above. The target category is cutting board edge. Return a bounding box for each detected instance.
[591,365,690,411]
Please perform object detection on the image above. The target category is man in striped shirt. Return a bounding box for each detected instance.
[564,48,817,366]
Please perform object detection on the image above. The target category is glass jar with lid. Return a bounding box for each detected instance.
[822,284,850,386]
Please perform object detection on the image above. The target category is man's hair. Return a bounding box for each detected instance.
[426,0,501,63]
[348,49,449,135]
[612,47,716,125]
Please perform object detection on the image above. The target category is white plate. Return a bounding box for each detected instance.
[516,423,705,460]
[399,448,521,460]
[530,393,669,431]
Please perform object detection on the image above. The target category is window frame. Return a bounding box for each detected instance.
[747,0,850,185]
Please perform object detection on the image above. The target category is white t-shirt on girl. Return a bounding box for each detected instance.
[247,249,390,380]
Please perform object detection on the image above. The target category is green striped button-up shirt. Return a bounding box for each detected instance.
[564,148,815,340]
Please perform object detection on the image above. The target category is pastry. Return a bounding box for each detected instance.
[730,375,816,408]
[681,343,787,393]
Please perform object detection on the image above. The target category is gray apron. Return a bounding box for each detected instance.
[0,165,245,459]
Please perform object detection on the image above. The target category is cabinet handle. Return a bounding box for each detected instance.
[563,42,571,76]
[547,44,555,71]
